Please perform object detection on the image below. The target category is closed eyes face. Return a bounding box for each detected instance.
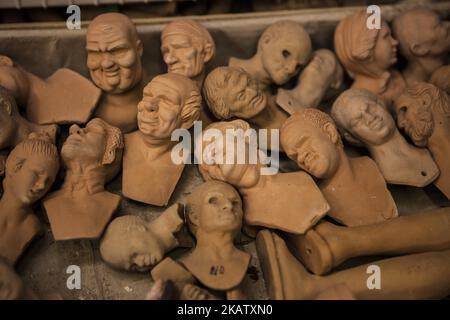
[63,122,106,164]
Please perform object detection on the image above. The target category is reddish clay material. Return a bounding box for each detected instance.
[197,120,330,234]
[0,134,59,265]
[314,284,355,300]
[256,230,450,300]
[395,82,450,199]
[287,207,450,275]
[86,13,144,133]
[393,8,450,86]
[43,118,123,241]
[122,73,201,206]
[0,55,100,125]
[334,10,405,110]
[281,109,397,226]
[331,88,439,187]
[100,204,184,272]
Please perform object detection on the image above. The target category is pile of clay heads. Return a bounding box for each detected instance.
[1,6,450,301]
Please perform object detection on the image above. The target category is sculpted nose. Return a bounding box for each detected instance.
[32,178,46,193]
[101,54,115,69]
[165,49,177,65]
[69,124,83,135]
[222,199,233,211]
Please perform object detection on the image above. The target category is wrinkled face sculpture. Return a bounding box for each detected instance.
[86,14,143,94]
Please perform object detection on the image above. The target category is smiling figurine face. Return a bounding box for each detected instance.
[86,13,143,94]
[331,89,396,146]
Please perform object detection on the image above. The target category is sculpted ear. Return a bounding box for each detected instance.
[410,42,430,57]
[342,131,364,147]
[323,122,340,145]
[202,42,215,64]
[136,40,143,57]
[0,55,13,67]
[180,92,201,129]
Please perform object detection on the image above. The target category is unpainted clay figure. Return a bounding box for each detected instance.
[430,65,450,95]
[0,55,100,125]
[100,204,184,272]
[122,73,201,206]
[229,20,312,91]
[161,19,216,88]
[334,10,405,110]
[280,108,398,227]
[395,82,450,199]
[393,8,450,86]
[0,134,59,265]
[86,12,145,133]
[276,49,345,113]
[197,120,330,234]
[256,230,450,300]
[286,207,450,276]
[0,86,57,175]
[43,118,123,241]
[179,181,251,291]
[331,88,439,187]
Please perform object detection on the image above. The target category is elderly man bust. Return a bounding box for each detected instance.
[122,73,201,206]
[43,118,124,241]
[86,13,146,133]
[0,134,59,265]
[395,82,450,199]
[281,109,397,227]
[393,8,450,85]
[331,88,439,187]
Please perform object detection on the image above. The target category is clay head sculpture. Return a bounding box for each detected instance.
[280,108,397,226]
[122,73,201,206]
[331,88,439,187]
[430,65,450,95]
[229,20,312,88]
[180,181,250,291]
[395,82,450,198]
[161,19,215,85]
[0,134,59,264]
[393,8,450,85]
[0,56,29,107]
[87,13,143,94]
[43,118,123,241]
[100,204,184,272]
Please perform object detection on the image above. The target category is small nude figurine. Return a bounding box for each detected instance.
[229,20,312,91]
[0,55,100,125]
[0,133,59,265]
[43,118,123,241]
[86,13,145,133]
[334,10,405,110]
[395,82,450,199]
[393,8,450,85]
[331,88,439,187]
[280,108,397,227]
[100,204,184,272]
[122,73,201,206]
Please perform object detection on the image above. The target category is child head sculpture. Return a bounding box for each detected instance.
[3,133,59,205]
[185,181,243,240]
[203,66,267,120]
[331,88,396,146]
[86,13,143,94]
[62,118,123,183]
[334,10,398,79]
[161,19,216,80]
[395,82,450,147]
[280,109,342,179]
[137,73,201,143]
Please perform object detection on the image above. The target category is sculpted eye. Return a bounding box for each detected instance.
[208,196,218,205]
[282,50,291,58]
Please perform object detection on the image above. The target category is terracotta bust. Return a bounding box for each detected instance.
[331,88,439,187]
[276,49,344,113]
[43,118,123,241]
[122,73,201,206]
[229,20,312,91]
[395,82,450,199]
[334,10,405,110]
[161,19,215,88]
[86,12,145,133]
[430,65,450,95]
[393,8,450,86]
[0,134,59,265]
[197,119,329,234]
[280,108,397,227]
[0,55,100,125]
[0,86,57,175]
[179,181,251,291]
[100,204,184,272]
[203,66,287,132]
[256,229,450,300]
